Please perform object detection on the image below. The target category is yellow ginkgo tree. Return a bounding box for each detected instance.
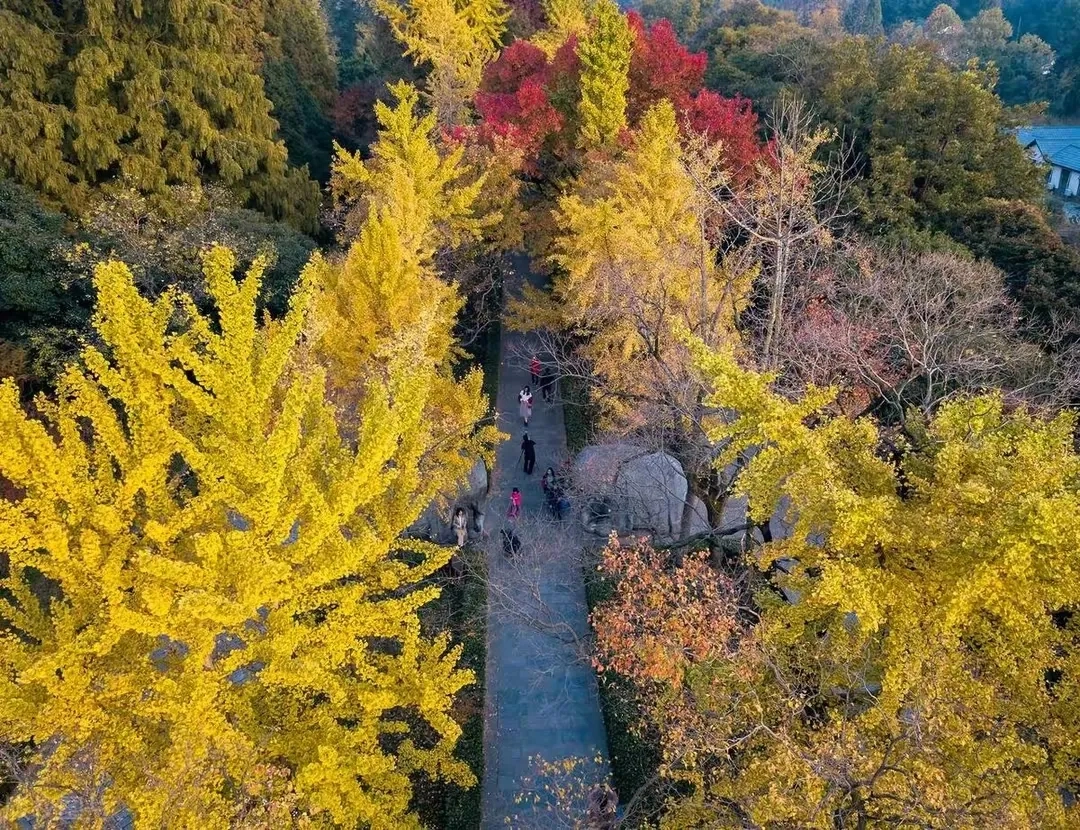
[376,0,508,126]
[640,341,1080,829]
[329,82,488,250]
[514,100,753,533]
[0,245,495,828]
[313,83,495,424]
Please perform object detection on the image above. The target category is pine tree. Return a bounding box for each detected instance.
[576,0,633,148]
[843,0,884,36]
[262,0,339,180]
[0,0,320,230]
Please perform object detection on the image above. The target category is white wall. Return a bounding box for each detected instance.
[1050,165,1063,189]
[1068,171,1080,197]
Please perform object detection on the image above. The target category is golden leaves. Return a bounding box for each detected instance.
[680,340,1080,828]
[0,239,491,826]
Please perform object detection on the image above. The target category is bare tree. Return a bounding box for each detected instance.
[777,246,1080,419]
[712,95,856,368]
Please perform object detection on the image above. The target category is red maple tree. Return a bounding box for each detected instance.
[686,90,763,183]
[627,12,706,119]
[474,38,580,171]
[472,14,764,179]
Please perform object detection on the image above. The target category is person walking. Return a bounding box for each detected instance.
[521,433,537,475]
[541,466,558,513]
[518,385,533,426]
[539,367,554,403]
[452,507,468,548]
[507,487,522,519]
[530,354,541,385]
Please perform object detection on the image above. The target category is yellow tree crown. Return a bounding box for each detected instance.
[0,246,492,828]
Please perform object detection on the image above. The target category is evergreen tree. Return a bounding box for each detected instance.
[0,0,320,231]
[844,0,884,35]
[263,0,339,181]
[0,181,94,390]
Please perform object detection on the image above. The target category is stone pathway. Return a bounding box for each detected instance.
[481,254,610,828]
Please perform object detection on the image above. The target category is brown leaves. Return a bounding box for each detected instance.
[591,535,740,688]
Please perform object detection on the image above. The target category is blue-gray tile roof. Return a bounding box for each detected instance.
[1051,145,1080,173]
[1016,126,1080,172]
[1017,126,1080,147]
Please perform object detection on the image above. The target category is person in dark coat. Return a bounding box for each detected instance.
[539,367,554,403]
[521,433,537,475]
[501,527,522,556]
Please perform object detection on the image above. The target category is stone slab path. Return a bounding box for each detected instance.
[481,254,610,828]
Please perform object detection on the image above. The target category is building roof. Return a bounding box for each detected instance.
[1051,145,1080,174]
[1017,125,1080,147]
[1016,126,1080,172]
[1034,138,1080,155]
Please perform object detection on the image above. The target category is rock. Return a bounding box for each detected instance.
[684,494,711,537]
[571,444,792,545]
[572,444,688,543]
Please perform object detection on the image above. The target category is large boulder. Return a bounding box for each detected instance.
[572,444,689,543]
[571,445,793,544]
[409,458,490,542]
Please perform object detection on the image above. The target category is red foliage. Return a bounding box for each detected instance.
[592,537,740,687]
[473,18,764,178]
[627,12,707,119]
[547,36,582,95]
[686,91,763,182]
[475,78,564,170]
[624,14,763,180]
[475,38,581,169]
[479,39,550,95]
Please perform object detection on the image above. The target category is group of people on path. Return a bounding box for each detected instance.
[508,354,569,523]
[453,353,566,551]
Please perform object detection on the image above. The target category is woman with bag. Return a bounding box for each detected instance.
[518,386,533,426]
[452,507,468,548]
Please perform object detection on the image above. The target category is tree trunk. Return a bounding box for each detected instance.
[763,235,789,368]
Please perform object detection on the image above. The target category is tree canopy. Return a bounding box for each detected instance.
[0,0,321,230]
[593,340,1080,828]
[0,243,492,827]
[3,0,1080,825]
